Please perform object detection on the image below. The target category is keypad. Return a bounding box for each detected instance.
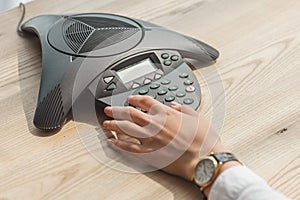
[127,54,198,109]
[99,51,200,112]
[132,69,197,107]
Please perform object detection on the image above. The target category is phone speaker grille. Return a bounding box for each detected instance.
[34,84,64,130]
[62,17,140,54]
[79,28,139,53]
[63,19,95,53]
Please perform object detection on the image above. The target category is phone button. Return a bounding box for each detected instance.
[106,82,117,91]
[147,93,157,99]
[103,76,114,84]
[185,86,195,92]
[154,73,162,80]
[164,60,172,66]
[183,98,194,105]
[150,82,161,89]
[165,95,175,102]
[138,87,149,95]
[161,79,171,85]
[179,72,189,78]
[132,83,140,89]
[157,88,168,95]
[161,53,169,59]
[168,85,178,91]
[176,91,186,97]
[144,78,152,85]
[171,55,179,61]
[184,79,194,85]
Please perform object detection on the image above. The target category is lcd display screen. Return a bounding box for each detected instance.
[117,58,157,84]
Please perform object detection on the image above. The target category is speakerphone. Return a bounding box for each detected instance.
[19,9,219,132]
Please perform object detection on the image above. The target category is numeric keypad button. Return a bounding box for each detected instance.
[138,87,149,95]
[179,72,189,78]
[184,79,194,85]
[161,79,171,85]
[147,93,157,99]
[183,98,194,105]
[165,95,175,102]
[157,88,168,95]
[176,91,186,97]
[168,85,178,91]
[185,85,195,92]
[150,82,160,89]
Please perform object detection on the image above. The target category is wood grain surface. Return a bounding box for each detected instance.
[0,0,299,199]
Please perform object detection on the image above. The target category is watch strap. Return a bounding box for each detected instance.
[211,152,239,164]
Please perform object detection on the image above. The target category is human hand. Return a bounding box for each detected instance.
[103,95,226,181]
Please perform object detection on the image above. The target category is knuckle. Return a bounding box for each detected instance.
[141,115,150,124]
[139,98,147,106]
[164,109,173,116]
[107,121,114,129]
[128,106,136,114]
[140,95,152,105]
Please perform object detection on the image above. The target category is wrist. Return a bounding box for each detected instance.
[203,160,242,197]
[183,143,228,181]
[191,148,243,198]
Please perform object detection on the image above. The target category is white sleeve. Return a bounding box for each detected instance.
[208,166,290,200]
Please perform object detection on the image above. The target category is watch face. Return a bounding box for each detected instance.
[195,158,216,185]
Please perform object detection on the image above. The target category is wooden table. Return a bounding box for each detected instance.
[1,0,299,199]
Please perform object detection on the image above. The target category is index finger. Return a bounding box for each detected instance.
[128,95,164,114]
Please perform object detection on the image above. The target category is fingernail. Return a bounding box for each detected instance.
[103,120,110,127]
[107,138,116,144]
[127,95,133,101]
[170,101,180,107]
[104,106,112,114]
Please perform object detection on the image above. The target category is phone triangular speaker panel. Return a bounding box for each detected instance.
[20,13,219,132]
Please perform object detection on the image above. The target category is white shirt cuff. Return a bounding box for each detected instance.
[208,166,290,200]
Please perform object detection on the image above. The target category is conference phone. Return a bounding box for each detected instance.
[19,11,219,132]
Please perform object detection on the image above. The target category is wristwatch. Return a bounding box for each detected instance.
[193,152,241,192]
